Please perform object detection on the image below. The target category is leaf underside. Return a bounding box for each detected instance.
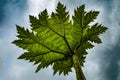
[12,2,107,75]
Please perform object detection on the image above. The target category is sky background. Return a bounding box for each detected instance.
[0,0,120,80]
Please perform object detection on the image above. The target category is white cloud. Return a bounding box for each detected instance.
[1,0,120,80]
[27,0,57,16]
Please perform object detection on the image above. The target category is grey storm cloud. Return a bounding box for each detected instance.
[0,0,27,26]
[0,0,120,80]
[98,1,120,80]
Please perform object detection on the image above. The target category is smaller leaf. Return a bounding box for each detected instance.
[90,35,102,43]
[53,58,72,75]
[90,23,108,35]
[83,11,99,28]
[72,4,85,27]
[30,9,49,31]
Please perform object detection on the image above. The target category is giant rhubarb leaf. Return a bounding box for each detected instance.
[12,2,107,80]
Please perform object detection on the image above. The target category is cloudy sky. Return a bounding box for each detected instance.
[0,0,120,80]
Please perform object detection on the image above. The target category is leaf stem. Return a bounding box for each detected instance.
[73,54,86,80]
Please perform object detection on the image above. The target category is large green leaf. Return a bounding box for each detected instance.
[12,2,107,76]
